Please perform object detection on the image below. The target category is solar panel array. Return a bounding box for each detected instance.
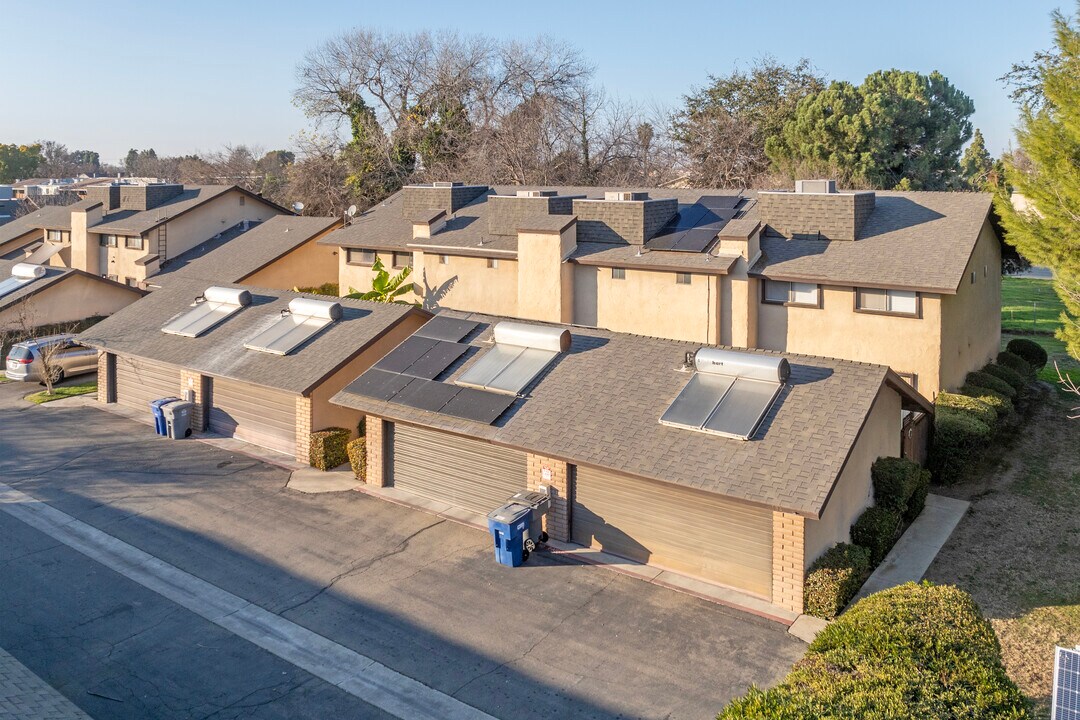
[1055,647,1080,720]
[162,297,248,338]
[645,196,743,253]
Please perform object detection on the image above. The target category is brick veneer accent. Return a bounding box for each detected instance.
[178,370,206,431]
[365,416,387,487]
[295,396,313,464]
[526,454,570,541]
[772,511,806,613]
[573,197,677,245]
[758,191,876,241]
[96,351,111,403]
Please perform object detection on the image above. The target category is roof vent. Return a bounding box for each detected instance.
[516,189,558,198]
[795,179,837,194]
[432,181,462,188]
[604,191,649,202]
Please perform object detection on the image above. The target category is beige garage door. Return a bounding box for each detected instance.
[115,357,181,413]
[390,423,527,515]
[572,466,773,598]
[209,378,297,456]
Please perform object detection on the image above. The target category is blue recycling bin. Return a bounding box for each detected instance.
[149,397,181,436]
[486,501,532,567]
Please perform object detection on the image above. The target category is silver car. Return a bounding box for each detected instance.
[4,335,98,383]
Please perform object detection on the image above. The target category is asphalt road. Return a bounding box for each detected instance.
[0,379,804,719]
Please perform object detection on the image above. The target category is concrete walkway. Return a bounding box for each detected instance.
[852,493,970,602]
[0,647,91,720]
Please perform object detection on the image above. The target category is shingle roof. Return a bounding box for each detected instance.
[0,206,70,246]
[154,215,340,285]
[78,279,427,395]
[0,259,142,312]
[88,186,235,235]
[332,311,910,518]
[750,191,994,294]
[571,242,738,274]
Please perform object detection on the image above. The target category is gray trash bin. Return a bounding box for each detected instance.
[161,401,194,439]
[510,490,551,547]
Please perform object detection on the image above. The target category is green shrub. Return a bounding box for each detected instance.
[719,583,1031,720]
[936,391,997,428]
[959,384,1014,417]
[870,456,922,512]
[997,350,1037,382]
[905,469,931,522]
[982,363,1028,394]
[1006,337,1048,371]
[929,408,992,485]
[965,370,1017,398]
[851,506,902,565]
[308,427,350,471]
[803,543,872,619]
[346,437,366,480]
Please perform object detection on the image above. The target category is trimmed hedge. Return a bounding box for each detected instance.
[959,384,1014,417]
[936,391,997,428]
[965,370,1017,399]
[997,350,1037,382]
[804,543,871,619]
[851,506,902,565]
[346,437,366,480]
[871,456,923,512]
[719,583,1032,720]
[1006,337,1048,371]
[982,363,1028,394]
[309,427,350,471]
[906,469,931,523]
[929,408,992,485]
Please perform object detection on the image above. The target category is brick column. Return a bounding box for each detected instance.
[96,352,112,403]
[772,511,805,613]
[526,454,570,542]
[295,396,313,465]
[365,416,386,487]
[178,370,206,431]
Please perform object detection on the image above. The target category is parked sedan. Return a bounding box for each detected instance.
[5,335,97,383]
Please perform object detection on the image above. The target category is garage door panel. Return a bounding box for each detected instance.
[209,378,297,456]
[390,424,526,515]
[115,358,181,412]
[572,466,772,598]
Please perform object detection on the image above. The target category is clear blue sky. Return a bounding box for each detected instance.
[0,0,1063,164]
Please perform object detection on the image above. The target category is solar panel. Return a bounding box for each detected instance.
[404,341,469,380]
[374,336,438,373]
[457,344,524,389]
[440,387,516,423]
[485,347,559,394]
[389,377,461,411]
[702,377,781,439]
[699,195,742,210]
[645,232,680,250]
[659,373,735,428]
[414,317,479,343]
[669,227,718,253]
[0,263,43,300]
[244,298,341,355]
[344,368,414,401]
[0,275,35,300]
[1055,646,1080,720]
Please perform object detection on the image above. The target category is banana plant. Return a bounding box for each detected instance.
[345,255,415,304]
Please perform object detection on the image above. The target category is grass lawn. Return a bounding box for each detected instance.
[24,380,97,404]
[1001,276,1079,393]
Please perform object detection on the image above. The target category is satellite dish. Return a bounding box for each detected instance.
[347,205,358,217]
[292,201,305,213]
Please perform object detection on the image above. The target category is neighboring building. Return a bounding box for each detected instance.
[80,280,428,463]
[10,176,110,200]
[323,182,1000,401]
[0,206,71,259]
[0,259,144,331]
[331,311,930,615]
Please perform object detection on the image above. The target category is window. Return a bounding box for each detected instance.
[675,272,692,285]
[970,270,977,284]
[762,279,820,307]
[239,195,246,206]
[611,267,626,280]
[896,372,918,391]
[487,258,499,269]
[856,288,919,316]
[106,274,118,282]
[439,254,449,265]
[125,277,137,287]
[125,236,144,250]
[100,235,118,248]
[392,251,413,269]
[346,248,376,266]
[47,230,63,242]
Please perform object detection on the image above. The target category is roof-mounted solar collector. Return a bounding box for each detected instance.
[161,286,252,338]
[244,297,342,355]
[457,321,571,395]
[0,262,46,300]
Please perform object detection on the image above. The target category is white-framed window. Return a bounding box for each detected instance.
[392,251,413,269]
[125,236,144,250]
[763,279,820,307]
[487,258,499,269]
[675,272,692,285]
[611,267,626,280]
[346,248,376,266]
[439,254,449,265]
[856,288,919,316]
[100,234,118,248]
[47,229,63,242]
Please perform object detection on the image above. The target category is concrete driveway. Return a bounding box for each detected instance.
[0,380,804,719]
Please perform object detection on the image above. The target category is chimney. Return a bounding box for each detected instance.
[401,183,488,218]
[119,182,183,211]
[85,183,120,211]
[487,190,579,236]
[572,192,678,245]
[757,180,875,241]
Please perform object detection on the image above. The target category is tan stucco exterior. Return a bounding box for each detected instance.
[0,274,142,330]
[802,384,902,567]
[152,190,280,264]
[516,227,575,323]
[240,228,341,290]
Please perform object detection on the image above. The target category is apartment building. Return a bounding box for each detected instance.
[324,181,1000,400]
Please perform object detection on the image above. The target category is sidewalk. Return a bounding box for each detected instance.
[0,647,91,720]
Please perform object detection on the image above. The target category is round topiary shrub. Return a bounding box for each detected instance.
[851,506,903,565]
[965,370,1017,398]
[804,543,872,619]
[982,363,1028,394]
[929,408,992,485]
[959,384,1014,417]
[936,391,997,428]
[997,350,1037,382]
[1006,337,1048,371]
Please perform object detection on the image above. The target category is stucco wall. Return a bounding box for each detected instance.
[939,219,1002,391]
[516,228,575,323]
[0,275,141,330]
[241,235,340,290]
[94,235,149,283]
[757,285,942,398]
[412,253,520,315]
[803,384,902,568]
[308,313,427,435]
[158,190,281,262]
[573,265,721,343]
